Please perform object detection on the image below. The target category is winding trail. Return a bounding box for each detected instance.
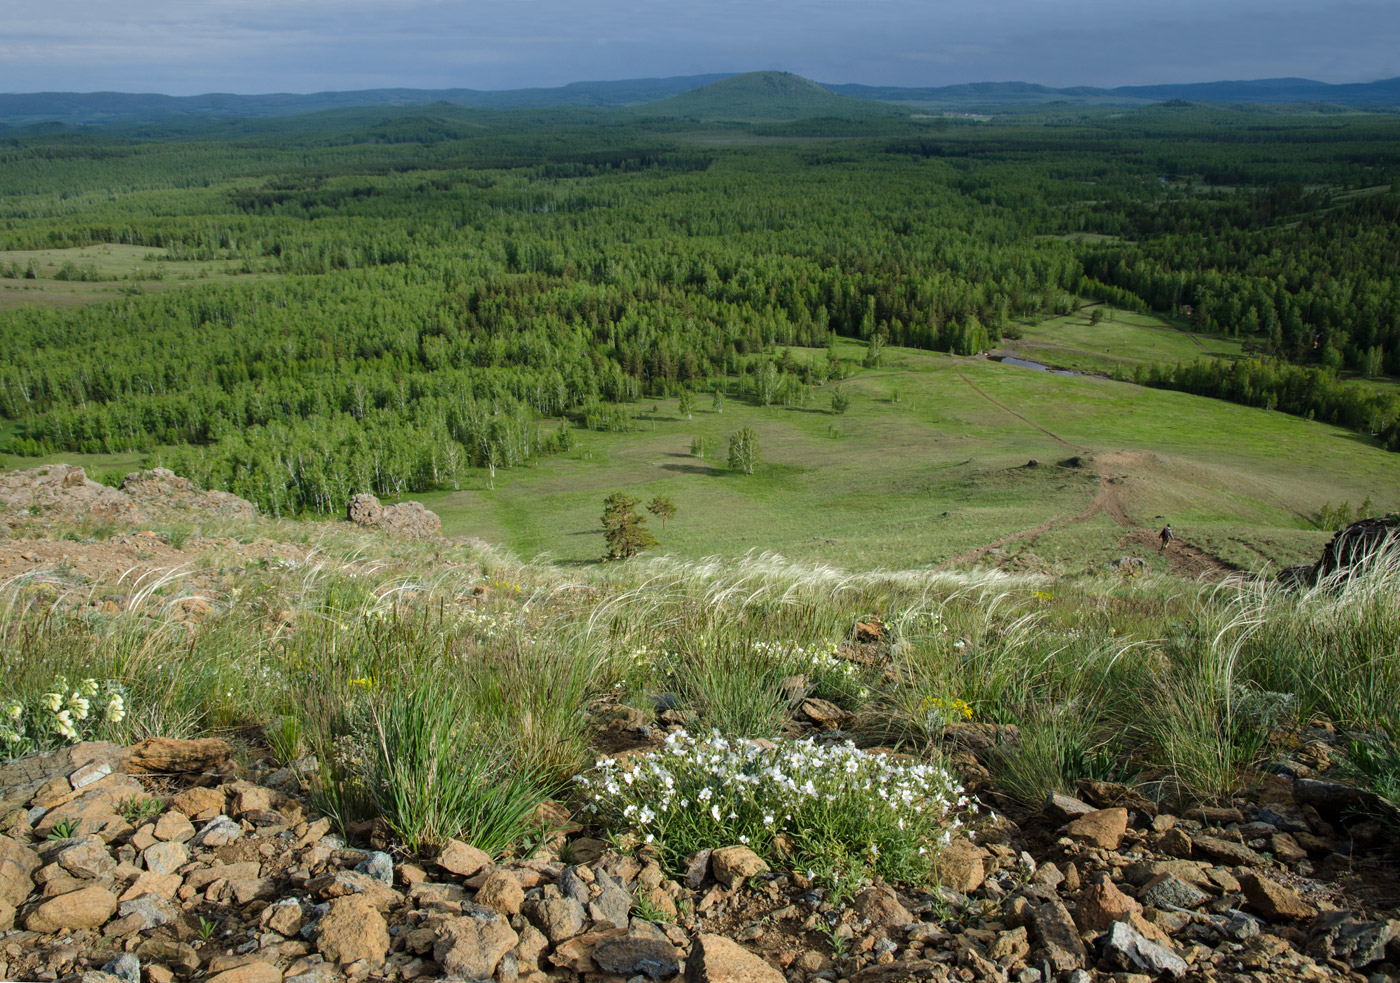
[942,372,1240,578]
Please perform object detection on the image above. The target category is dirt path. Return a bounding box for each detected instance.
[956,372,1088,451]
[941,450,1240,579]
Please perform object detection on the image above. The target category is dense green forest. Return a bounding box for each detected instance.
[2,94,1399,515]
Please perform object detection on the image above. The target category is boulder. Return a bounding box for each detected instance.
[204,962,283,983]
[141,840,188,876]
[852,885,913,932]
[523,897,586,944]
[1075,873,1142,933]
[152,810,196,843]
[170,787,225,820]
[346,493,441,538]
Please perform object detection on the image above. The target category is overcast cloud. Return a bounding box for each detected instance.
[1,0,1395,95]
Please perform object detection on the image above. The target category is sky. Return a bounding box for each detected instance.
[2,0,1396,96]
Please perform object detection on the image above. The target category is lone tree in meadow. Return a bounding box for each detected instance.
[647,495,678,530]
[678,389,695,420]
[830,386,850,415]
[728,427,760,476]
[602,492,658,560]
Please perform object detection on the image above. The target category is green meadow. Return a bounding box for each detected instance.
[403,340,1397,573]
[0,244,278,310]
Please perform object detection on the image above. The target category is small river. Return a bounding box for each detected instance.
[992,355,1098,379]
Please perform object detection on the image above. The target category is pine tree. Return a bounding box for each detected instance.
[647,495,678,530]
[601,492,657,560]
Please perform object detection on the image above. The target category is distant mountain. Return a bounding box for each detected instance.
[0,75,735,127]
[829,77,1400,109]
[1110,76,1400,105]
[2,72,1397,129]
[636,71,899,121]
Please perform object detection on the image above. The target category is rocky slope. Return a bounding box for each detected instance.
[2,726,1398,983]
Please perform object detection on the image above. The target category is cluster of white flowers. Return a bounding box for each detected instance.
[575,729,969,885]
[1,676,128,755]
[750,640,859,679]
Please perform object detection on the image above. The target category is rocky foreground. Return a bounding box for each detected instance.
[1,728,1397,983]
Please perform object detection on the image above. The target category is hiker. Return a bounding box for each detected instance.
[1159,523,1174,551]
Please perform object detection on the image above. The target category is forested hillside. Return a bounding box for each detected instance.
[1,99,1398,518]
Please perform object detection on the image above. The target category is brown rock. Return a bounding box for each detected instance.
[935,836,988,893]
[1044,791,1096,823]
[799,698,853,729]
[142,840,188,876]
[1076,779,1158,817]
[550,928,628,973]
[1029,899,1085,972]
[119,871,182,903]
[262,899,304,937]
[226,783,272,817]
[170,787,225,820]
[205,961,283,983]
[1065,807,1128,850]
[0,835,40,907]
[475,869,524,916]
[1193,834,1264,867]
[852,886,913,931]
[1240,872,1317,921]
[685,933,785,983]
[433,910,519,980]
[711,845,768,888]
[186,862,261,891]
[33,775,143,839]
[1271,832,1308,862]
[316,895,389,965]
[1075,873,1142,933]
[438,839,492,877]
[25,884,117,932]
[56,836,116,879]
[151,810,195,843]
[127,737,232,774]
[1159,826,1193,857]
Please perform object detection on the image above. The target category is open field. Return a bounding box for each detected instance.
[393,342,1397,574]
[1001,306,1245,377]
[0,244,279,309]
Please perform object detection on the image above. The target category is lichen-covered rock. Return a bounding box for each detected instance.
[346,493,441,537]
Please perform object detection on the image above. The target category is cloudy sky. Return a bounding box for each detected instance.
[2,0,1396,95]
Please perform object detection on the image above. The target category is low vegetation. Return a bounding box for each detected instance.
[2,522,1397,885]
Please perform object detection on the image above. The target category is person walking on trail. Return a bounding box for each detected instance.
[1159,523,1174,551]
